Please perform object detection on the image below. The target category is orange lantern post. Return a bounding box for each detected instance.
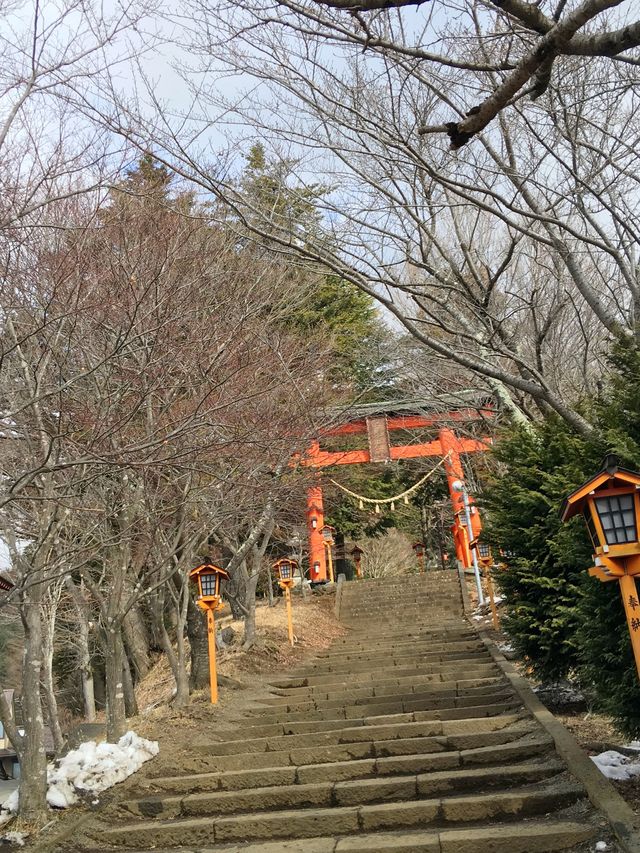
[189,563,229,704]
[412,542,426,573]
[351,545,364,579]
[320,525,336,583]
[561,455,640,680]
[475,542,500,630]
[273,558,298,646]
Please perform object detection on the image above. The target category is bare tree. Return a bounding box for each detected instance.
[99,7,640,436]
[205,0,640,146]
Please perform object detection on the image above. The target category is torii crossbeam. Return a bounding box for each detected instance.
[301,397,491,581]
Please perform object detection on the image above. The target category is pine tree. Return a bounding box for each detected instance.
[484,419,601,681]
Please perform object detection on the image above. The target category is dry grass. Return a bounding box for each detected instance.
[133,591,346,715]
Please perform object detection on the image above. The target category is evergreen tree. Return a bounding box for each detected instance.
[484,338,640,734]
[484,420,601,681]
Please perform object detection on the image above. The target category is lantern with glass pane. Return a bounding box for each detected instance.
[273,558,297,589]
[273,558,298,646]
[475,542,493,567]
[189,563,229,610]
[560,455,640,679]
[188,563,229,704]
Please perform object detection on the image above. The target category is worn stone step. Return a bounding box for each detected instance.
[99,782,585,847]
[217,701,522,741]
[255,677,508,713]
[313,641,485,661]
[247,681,513,720]
[123,761,566,818]
[140,731,558,794]
[79,818,597,853]
[315,643,482,662]
[205,714,523,757]
[272,657,494,687]
[285,651,489,678]
[260,670,503,705]
[246,693,519,725]
[170,723,540,774]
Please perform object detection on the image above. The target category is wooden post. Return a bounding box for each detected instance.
[325,542,335,583]
[284,586,294,646]
[485,565,500,631]
[619,574,640,681]
[206,607,219,704]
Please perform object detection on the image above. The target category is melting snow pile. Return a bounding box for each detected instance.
[591,750,640,781]
[1,731,158,816]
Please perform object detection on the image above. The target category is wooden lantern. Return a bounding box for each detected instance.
[561,455,640,679]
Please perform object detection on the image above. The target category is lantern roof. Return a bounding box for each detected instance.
[560,455,640,521]
[189,562,230,581]
[351,544,364,555]
[273,558,298,569]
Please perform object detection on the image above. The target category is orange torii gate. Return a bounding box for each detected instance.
[301,400,490,582]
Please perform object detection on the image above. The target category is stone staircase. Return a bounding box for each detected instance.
[78,571,609,852]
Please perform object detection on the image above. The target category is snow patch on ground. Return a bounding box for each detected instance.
[0,830,26,846]
[0,731,158,817]
[591,750,640,781]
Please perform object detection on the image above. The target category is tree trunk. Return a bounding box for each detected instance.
[79,617,96,722]
[267,564,274,607]
[243,571,260,647]
[119,634,138,718]
[122,603,151,681]
[18,583,48,822]
[104,622,127,742]
[41,618,64,754]
[187,596,209,691]
[174,627,190,708]
[64,577,96,721]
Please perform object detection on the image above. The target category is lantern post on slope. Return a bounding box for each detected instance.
[351,545,364,580]
[560,455,640,680]
[273,558,298,647]
[320,525,336,583]
[189,563,229,704]
[412,541,426,574]
[475,542,500,630]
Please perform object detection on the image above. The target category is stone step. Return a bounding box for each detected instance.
[98,781,586,847]
[165,723,541,774]
[340,603,461,615]
[144,732,556,792]
[248,692,520,725]
[276,652,491,676]
[255,676,507,711]
[315,641,483,661]
[217,700,522,740]
[260,668,502,702]
[270,661,497,691]
[341,606,462,617]
[316,642,482,661]
[246,681,513,720]
[78,819,597,853]
[205,714,523,756]
[123,761,566,817]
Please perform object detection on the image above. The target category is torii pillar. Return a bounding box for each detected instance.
[306,484,327,581]
[440,427,482,567]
